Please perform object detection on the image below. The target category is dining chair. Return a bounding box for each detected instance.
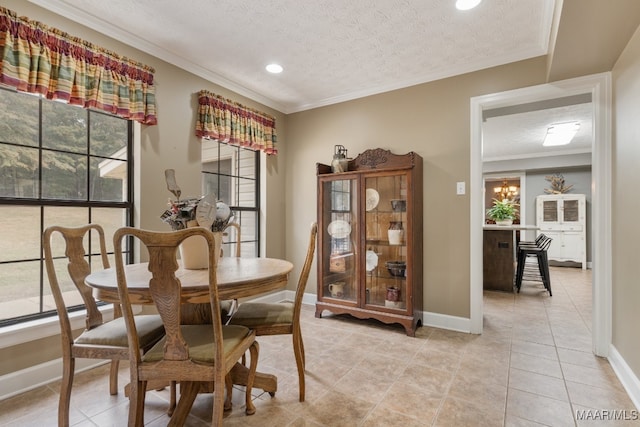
[43,224,166,427]
[113,227,259,426]
[223,221,241,257]
[228,222,317,402]
[515,233,553,296]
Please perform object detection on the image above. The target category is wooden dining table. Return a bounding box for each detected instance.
[85,256,293,395]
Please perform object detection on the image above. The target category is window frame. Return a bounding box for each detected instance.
[201,140,260,257]
[0,87,134,327]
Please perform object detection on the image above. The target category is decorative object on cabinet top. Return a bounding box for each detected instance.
[544,173,574,194]
[355,148,419,170]
[331,144,351,173]
[317,148,420,175]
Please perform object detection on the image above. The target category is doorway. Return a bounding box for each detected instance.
[469,73,612,357]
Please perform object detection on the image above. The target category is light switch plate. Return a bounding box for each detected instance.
[456,181,465,195]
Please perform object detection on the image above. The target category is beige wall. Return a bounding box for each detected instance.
[285,57,547,317]
[4,0,640,393]
[611,25,640,377]
[0,0,287,374]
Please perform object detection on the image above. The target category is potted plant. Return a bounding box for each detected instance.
[487,198,519,226]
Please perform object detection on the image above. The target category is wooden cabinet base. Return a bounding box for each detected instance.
[483,229,515,292]
[315,301,421,337]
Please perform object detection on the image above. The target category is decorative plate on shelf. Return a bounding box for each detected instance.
[365,188,379,211]
[327,220,351,239]
[365,250,378,271]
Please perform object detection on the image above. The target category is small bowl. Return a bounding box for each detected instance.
[385,260,406,277]
[390,199,407,212]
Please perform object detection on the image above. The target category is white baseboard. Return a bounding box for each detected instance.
[422,311,473,333]
[0,357,106,401]
[608,345,640,410]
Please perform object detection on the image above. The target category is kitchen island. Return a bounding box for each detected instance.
[483,225,539,292]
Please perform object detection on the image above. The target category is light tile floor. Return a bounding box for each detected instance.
[1,266,638,426]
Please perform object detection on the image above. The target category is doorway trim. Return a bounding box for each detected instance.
[469,73,612,357]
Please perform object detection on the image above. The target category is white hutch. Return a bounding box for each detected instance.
[536,194,587,269]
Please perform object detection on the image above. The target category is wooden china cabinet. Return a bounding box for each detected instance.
[315,148,423,336]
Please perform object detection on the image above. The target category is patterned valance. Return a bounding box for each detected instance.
[0,7,157,125]
[196,90,277,155]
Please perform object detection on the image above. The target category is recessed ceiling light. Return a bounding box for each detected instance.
[265,63,283,74]
[543,121,581,146]
[456,0,482,11]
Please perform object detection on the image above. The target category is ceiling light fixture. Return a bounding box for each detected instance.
[265,63,283,74]
[456,0,482,11]
[493,179,519,201]
[543,121,581,147]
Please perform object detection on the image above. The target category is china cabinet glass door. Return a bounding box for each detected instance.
[321,178,358,302]
[363,174,408,310]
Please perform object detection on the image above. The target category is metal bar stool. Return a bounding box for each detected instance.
[515,233,553,296]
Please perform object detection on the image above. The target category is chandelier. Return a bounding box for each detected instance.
[494,179,519,201]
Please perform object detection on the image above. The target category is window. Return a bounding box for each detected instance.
[201,140,259,257]
[0,87,133,326]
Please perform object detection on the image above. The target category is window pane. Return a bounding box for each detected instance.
[42,101,87,152]
[236,176,256,207]
[0,206,42,262]
[0,144,40,198]
[43,257,85,310]
[90,112,128,157]
[92,207,128,255]
[43,207,89,241]
[203,171,231,203]
[0,261,42,320]
[0,89,38,146]
[238,148,256,179]
[203,157,232,175]
[42,151,87,200]
[236,211,258,257]
[90,156,126,202]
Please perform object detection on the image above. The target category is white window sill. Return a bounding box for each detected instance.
[0,306,118,349]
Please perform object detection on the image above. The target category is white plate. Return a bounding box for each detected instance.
[365,250,378,271]
[327,220,351,239]
[365,188,379,211]
[196,193,217,229]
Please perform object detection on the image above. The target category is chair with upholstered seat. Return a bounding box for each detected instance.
[113,227,259,426]
[228,222,317,402]
[43,224,167,427]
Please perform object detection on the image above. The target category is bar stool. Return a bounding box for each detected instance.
[515,234,553,296]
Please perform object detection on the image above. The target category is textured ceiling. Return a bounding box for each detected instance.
[30,0,589,161]
[29,0,556,114]
[483,102,593,162]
